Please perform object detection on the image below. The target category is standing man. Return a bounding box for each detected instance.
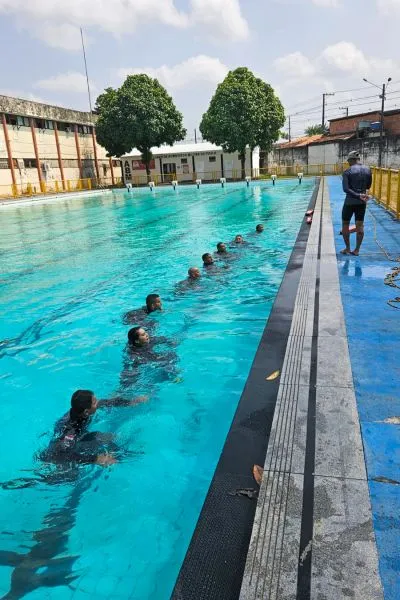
[341,151,372,256]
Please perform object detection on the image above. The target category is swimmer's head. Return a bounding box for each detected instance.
[188,267,201,280]
[70,389,98,418]
[128,326,150,347]
[202,253,214,266]
[217,242,227,253]
[256,224,264,233]
[146,293,162,313]
[234,235,244,244]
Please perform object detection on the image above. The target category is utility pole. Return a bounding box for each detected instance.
[363,77,391,167]
[288,115,291,142]
[194,128,197,144]
[80,27,93,115]
[322,92,335,130]
[339,106,349,117]
[379,83,386,167]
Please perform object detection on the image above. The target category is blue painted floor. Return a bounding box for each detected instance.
[328,176,400,600]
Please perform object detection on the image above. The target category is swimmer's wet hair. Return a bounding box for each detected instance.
[146,293,160,311]
[202,253,212,261]
[217,242,225,250]
[128,326,142,345]
[71,390,94,415]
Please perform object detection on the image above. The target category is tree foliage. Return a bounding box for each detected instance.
[95,75,186,177]
[200,67,285,178]
[305,124,326,136]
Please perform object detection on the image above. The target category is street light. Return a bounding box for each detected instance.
[363,77,392,166]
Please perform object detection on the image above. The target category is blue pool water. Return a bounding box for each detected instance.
[0,180,314,600]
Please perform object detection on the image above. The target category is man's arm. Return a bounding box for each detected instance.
[342,171,361,200]
[97,395,148,408]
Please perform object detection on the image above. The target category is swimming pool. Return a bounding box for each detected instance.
[0,180,315,600]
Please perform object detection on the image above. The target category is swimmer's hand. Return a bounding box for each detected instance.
[95,454,118,466]
[130,395,149,405]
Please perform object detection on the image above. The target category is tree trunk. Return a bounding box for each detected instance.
[145,163,151,183]
[240,150,246,180]
[141,147,153,183]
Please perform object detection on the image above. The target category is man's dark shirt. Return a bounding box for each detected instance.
[342,164,372,206]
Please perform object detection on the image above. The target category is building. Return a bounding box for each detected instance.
[269,109,400,169]
[0,95,121,195]
[122,142,259,183]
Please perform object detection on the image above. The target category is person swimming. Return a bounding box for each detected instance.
[123,327,178,384]
[202,253,214,267]
[41,389,146,467]
[174,267,201,295]
[256,224,264,233]
[216,242,227,254]
[123,294,162,325]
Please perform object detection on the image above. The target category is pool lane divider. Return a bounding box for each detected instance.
[171,180,321,600]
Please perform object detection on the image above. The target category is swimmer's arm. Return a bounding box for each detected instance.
[153,336,178,348]
[97,395,148,408]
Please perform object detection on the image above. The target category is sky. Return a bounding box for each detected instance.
[0,0,399,139]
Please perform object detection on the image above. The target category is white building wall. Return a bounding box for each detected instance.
[307,143,340,165]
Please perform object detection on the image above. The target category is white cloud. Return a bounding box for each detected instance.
[377,0,400,14]
[0,0,249,50]
[32,23,88,51]
[190,0,249,40]
[312,0,340,6]
[319,42,369,74]
[275,42,400,85]
[274,51,316,78]
[118,55,229,91]
[35,72,96,94]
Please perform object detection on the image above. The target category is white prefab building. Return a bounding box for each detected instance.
[121,142,260,183]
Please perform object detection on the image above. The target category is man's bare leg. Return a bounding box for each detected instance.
[351,220,364,255]
[341,221,351,254]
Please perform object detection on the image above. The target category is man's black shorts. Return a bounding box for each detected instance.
[342,203,366,222]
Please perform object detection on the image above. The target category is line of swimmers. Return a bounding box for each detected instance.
[8,223,266,478]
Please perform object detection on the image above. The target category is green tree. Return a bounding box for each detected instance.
[305,124,326,136]
[95,75,186,180]
[200,67,285,179]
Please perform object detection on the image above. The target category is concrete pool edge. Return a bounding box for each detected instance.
[171,179,320,600]
[0,188,114,208]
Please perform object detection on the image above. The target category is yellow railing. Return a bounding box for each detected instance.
[0,177,123,199]
[371,167,400,218]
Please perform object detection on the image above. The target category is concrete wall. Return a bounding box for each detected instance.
[308,142,340,165]
[268,146,308,167]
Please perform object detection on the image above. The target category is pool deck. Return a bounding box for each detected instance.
[240,178,392,600]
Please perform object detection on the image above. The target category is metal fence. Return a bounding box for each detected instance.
[371,167,400,219]
[0,177,123,199]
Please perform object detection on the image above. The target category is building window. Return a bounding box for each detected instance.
[23,158,38,169]
[44,120,54,130]
[181,157,188,164]
[103,164,108,177]
[34,119,46,129]
[5,114,18,126]
[0,158,9,169]
[58,122,72,133]
[209,156,216,163]
[16,116,30,127]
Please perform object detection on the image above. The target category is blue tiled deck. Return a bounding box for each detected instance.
[328,176,400,600]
